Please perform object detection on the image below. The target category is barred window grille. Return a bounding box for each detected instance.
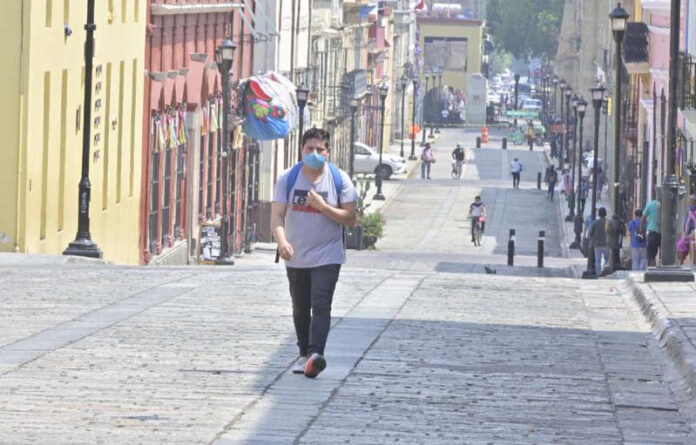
[174,144,185,239]
[198,134,205,222]
[162,148,172,247]
[149,150,160,254]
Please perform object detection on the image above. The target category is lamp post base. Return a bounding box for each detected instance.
[644,266,695,283]
[408,155,418,160]
[63,237,103,259]
[216,255,235,265]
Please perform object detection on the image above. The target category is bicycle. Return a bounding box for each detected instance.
[471,216,483,247]
[451,160,464,179]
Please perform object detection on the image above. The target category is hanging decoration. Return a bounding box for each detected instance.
[241,71,299,141]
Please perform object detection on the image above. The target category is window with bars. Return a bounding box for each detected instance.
[216,131,222,216]
[199,134,205,222]
[679,52,696,110]
[207,132,214,220]
[174,144,185,238]
[149,150,160,254]
[162,148,172,247]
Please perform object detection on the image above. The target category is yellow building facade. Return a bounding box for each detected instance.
[417,16,484,92]
[0,1,146,264]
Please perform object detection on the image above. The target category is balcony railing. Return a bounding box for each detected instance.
[679,51,696,110]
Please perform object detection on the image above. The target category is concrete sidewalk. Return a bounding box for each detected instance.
[625,273,696,407]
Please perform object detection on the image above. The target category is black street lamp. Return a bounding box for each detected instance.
[215,39,237,265]
[410,78,418,160]
[422,73,430,146]
[552,76,559,118]
[566,94,578,222]
[558,80,566,169]
[608,2,629,272]
[400,76,409,158]
[373,83,389,201]
[571,98,588,249]
[514,73,520,110]
[582,85,606,278]
[429,70,438,138]
[64,0,102,259]
[435,70,443,133]
[349,95,360,182]
[296,84,310,161]
[564,87,572,165]
[645,0,695,281]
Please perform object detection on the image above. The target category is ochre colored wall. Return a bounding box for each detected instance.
[418,19,483,92]
[4,1,147,264]
[0,2,23,251]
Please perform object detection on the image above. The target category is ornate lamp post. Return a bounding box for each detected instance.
[435,69,443,133]
[582,85,606,278]
[296,84,310,161]
[558,79,566,169]
[400,76,408,158]
[215,39,237,265]
[564,87,572,166]
[552,76,559,117]
[571,98,588,249]
[64,0,102,259]
[608,2,629,272]
[349,95,361,183]
[410,78,418,160]
[421,73,430,146]
[373,83,389,201]
[645,0,695,281]
[566,94,579,222]
[513,73,520,128]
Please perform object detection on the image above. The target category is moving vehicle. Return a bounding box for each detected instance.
[353,142,407,179]
[521,98,543,112]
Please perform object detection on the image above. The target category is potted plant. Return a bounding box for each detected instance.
[345,178,386,250]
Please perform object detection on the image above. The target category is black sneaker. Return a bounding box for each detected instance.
[304,353,326,378]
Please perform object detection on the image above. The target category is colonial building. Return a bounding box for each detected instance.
[0,1,147,264]
[142,0,257,265]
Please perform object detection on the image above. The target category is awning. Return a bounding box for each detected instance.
[185,53,207,108]
[175,69,188,104]
[163,71,177,106]
[149,73,166,111]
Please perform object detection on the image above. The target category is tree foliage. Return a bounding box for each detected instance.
[487,0,566,60]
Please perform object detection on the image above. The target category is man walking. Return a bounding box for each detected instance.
[641,190,661,267]
[272,128,358,378]
[545,165,558,201]
[589,207,610,276]
[510,157,523,189]
[421,143,435,179]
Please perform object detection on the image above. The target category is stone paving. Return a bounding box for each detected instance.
[0,129,694,443]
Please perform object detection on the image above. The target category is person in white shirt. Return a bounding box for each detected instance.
[510,158,523,189]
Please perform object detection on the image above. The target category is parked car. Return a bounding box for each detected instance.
[353,142,407,179]
[521,98,542,113]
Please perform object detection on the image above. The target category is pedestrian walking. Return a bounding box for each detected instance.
[628,209,647,270]
[526,123,534,151]
[641,190,662,267]
[272,128,358,379]
[510,157,523,189]
[677,195,696,264]
[421,143,435,179]
[589,207,610,276]
[578,177,589,215]
[550,135,558,159]
[545,165,558,201]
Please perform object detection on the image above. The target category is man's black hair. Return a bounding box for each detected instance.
[598,207,607,217]
[302,128,331,149]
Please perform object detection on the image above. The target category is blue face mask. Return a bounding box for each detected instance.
[303,151,326,170]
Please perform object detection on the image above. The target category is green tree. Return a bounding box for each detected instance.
[487,0,565,60]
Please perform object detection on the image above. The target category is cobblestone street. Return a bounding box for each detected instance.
[1,130,695,443]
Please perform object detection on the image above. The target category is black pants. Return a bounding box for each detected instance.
[547,181,556,200]
[579,198,586,215]
[647,231,661,266]
[286,264,341,356]
[512,172,520,189]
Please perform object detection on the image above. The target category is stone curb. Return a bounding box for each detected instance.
[624,274,696,397]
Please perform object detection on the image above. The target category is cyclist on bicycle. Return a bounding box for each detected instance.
[469,196,487,243]
[451,143,466,179]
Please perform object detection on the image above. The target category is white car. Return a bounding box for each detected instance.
[522,98,542,112]
[353,142,407,179]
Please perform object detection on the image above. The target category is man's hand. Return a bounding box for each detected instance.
[307,189,328,212]
[278,241,294,261]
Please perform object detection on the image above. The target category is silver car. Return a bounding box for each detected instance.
[353,142,407,180]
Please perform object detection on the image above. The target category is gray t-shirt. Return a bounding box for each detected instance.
[273,164,358,268]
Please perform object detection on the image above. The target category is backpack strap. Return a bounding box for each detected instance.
[328,163,343,205]
[285,162,304,203]
[285,162,343,204]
